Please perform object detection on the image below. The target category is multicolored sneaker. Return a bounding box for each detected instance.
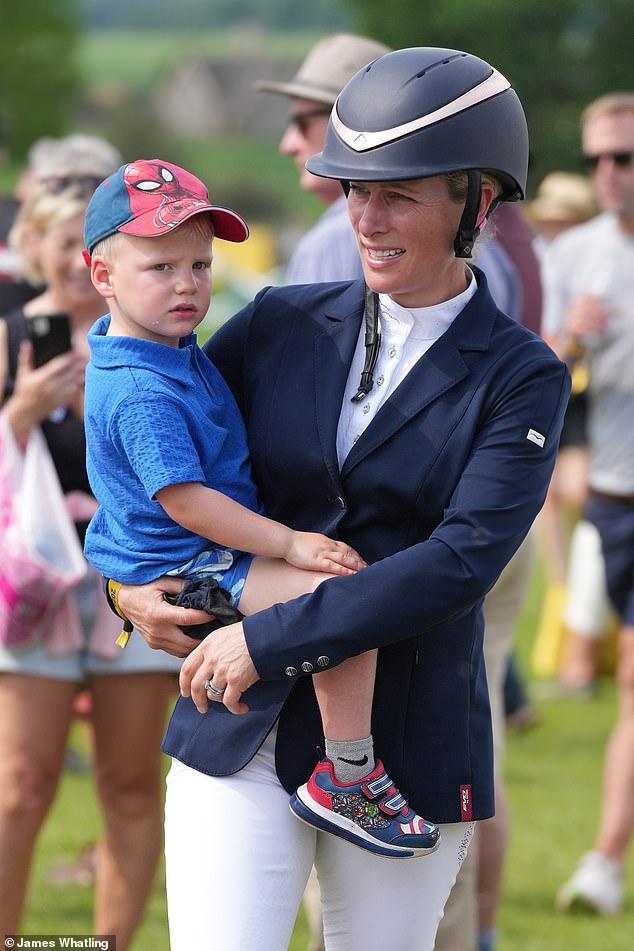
[289,757,441,859]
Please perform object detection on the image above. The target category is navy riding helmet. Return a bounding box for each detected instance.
[306,47,529,256]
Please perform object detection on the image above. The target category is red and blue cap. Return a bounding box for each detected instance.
[84,158,249,255]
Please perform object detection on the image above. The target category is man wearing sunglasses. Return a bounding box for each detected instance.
[543,93,634,917]
[255,33,389,284]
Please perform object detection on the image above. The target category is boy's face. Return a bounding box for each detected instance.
[92,219,213,346]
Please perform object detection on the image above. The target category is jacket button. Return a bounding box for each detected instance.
[317,655,330,668]
[285,666,298,677]
[334,496,346,509]
[301,661,314,673]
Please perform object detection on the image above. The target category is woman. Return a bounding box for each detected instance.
[0,181,180,947]
[117,48,570,950]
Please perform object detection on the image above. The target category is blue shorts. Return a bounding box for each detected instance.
[585,494,634,626]
[168,545,253,608]
[0,570,182,681]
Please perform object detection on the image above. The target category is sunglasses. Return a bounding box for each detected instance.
[287,108,331,137]
[581,151,634,171]
[39,174,105,196]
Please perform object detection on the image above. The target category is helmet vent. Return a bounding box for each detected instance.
[414,52,467,80]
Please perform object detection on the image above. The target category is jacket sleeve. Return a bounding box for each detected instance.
[203,291,268,415]
[244,351,570,681]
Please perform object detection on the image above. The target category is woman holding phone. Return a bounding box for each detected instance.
[0,176,180,948]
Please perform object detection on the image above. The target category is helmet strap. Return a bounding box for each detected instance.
[351,282,381,402]
[454,170,482,258]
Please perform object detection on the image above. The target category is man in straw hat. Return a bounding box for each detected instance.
[255,33,390,284]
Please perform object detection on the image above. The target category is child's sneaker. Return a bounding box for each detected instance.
[289,756,441,859]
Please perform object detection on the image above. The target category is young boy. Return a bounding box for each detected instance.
[82,158,440,859]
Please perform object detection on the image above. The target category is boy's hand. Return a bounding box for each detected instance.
[284,532,367,575]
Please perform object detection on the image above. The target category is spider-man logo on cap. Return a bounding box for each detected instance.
[124,159,211,230]
[84,158,249,255]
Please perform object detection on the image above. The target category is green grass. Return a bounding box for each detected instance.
[18,568,634,949]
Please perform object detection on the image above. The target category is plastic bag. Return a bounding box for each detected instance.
[0,414,87,648]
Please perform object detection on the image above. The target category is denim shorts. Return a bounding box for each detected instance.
[584,494,634,626]
[0,570,182,681]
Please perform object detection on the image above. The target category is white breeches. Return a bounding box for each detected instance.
[165,728,474,951]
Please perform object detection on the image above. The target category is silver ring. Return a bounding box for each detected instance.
[203,678,225,697]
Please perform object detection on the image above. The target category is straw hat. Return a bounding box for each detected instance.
[526,171,598,225]
[254,33,391,106]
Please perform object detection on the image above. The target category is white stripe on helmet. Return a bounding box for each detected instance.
[331,69,511,152]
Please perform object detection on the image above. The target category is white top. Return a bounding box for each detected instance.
[285,196,364,285]
[337,270,477,466]
[541,213,634,493]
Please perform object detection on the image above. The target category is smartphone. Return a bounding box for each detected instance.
[27,313,72,367]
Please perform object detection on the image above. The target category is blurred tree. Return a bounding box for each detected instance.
[79,0,349,31]
[340,0,634,192]
[0,1,80,160]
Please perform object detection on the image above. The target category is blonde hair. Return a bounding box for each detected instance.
[444,171,503,252]
[92,212,215,263]
[91,230,122,261]
[444,171,503,203]
[9,184,89,285]
[582,92,634,127]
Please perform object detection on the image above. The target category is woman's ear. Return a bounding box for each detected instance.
[477,181,497,229]
[90,255,115,298]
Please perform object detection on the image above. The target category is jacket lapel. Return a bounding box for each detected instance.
[341,272,498,476]
[313,280,366,486]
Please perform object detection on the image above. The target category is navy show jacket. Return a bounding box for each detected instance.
[162,271,570,824]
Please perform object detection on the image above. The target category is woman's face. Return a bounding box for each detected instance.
[347,175,470,308]
[37,211,100,313]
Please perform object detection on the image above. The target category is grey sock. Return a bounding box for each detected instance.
[325,735,375,784]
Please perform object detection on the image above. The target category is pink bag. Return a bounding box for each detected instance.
[0,414,87,648]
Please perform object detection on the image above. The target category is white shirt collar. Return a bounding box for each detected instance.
[378,269,477,340]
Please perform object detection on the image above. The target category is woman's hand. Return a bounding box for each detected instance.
[117,576,208,658]
[5,340,85,442]
[284,531,367,575]
[179,621,259,716]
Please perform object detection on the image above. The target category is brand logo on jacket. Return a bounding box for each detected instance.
[526,429,545,447]
[460,784,473,821]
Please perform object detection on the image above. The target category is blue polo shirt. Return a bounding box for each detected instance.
[84,315,263,583]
